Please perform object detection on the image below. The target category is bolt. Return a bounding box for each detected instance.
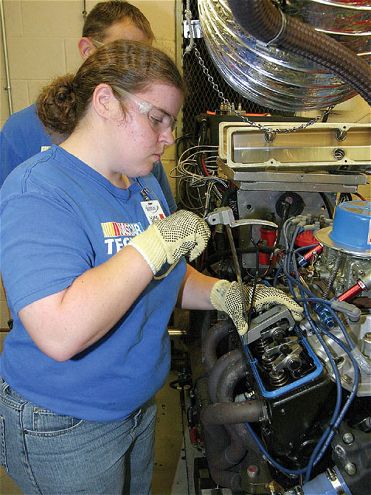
[333,148,345,160]
[342,374,352,384]
[327,468,337,482]
[344,462,357,476]
[334,444,346,457]
[342,432,354,445]
[246,464,259,479]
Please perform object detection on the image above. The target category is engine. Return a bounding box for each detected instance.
[178,1,370,493]
[188,200,371,495]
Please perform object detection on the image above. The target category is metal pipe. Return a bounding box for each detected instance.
[0,0,13,115]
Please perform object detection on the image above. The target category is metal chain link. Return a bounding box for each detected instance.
[192,44,334,135]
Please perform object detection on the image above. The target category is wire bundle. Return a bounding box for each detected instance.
[170,144,228,215]
[257,216,361,484]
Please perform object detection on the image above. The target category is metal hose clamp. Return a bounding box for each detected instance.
[265,9,287,47]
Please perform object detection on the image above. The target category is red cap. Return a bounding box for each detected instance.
[295,231,317,247]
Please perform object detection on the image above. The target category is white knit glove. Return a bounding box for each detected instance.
[129,210,210,275]
[210,280,303,335]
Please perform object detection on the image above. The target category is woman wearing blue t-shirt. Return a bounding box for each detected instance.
[0,40,302,494]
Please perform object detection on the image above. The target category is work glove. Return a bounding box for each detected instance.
[210,280,303,336]
[129,210,210,275]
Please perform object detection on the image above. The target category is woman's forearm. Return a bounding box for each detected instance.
[19,246,153,361]
[178,264,218,310]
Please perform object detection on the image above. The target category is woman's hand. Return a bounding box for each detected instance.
[129,210,210,275]
[210,280,303,335]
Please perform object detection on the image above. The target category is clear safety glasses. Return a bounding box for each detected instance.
[90,39,178,133]
[116,89,178,133]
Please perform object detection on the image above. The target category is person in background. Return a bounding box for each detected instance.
[0,0,176,213]
[0,40,302,494]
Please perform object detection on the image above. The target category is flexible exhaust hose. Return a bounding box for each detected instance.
[227,0,370,104]
[216,357,247,403]
[203,322,262,451]
[202,338,251,470]
[217,358,264,450]
[207,458,242,491]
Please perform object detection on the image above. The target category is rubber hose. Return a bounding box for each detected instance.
[202,320,235,372]
[201,400,263,425]
[203,421,244,471]
[216,358,258,462]
[216,358,247,403]
[206,349,262,457]
[216,358,263,452]
[227,0,370,104]
[208,349,243,403]
[208,463,242,491]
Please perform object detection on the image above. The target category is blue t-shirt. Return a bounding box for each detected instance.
[0,145,186,421]
[0,104,177,212]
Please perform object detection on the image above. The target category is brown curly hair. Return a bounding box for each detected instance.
[36,40,184,135]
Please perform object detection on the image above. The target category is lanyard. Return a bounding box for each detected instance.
[136,178,152,202]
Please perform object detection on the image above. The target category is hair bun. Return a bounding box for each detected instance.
[55,81,75,104]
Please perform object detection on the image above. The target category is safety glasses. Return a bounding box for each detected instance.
[90,39,178,133]
[116,88,178,133]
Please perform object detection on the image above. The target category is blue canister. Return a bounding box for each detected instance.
[330,200,371,251]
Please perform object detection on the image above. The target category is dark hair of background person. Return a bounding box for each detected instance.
[83,0,154,43]
[36,40,185,136]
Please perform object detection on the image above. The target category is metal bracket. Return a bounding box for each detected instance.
[205,207,278,230]
[183,19,203,39]
[242,305,295,345]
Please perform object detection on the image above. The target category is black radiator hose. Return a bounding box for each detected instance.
[227,0,370,104]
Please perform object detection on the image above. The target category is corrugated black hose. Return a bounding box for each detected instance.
[227,0,370,104]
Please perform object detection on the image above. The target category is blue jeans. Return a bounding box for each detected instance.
[0,379,156,494]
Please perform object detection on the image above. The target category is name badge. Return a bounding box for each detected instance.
[141,200,166,224]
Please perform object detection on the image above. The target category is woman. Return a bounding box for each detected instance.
[0,40,302,494]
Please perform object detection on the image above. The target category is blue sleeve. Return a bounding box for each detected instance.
[1,193,94,314]
[0,105,52,187]
[152,161,177,213]
[0,128,27,187]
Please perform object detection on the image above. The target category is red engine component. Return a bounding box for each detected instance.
[258,226,277,266]
[295,230,318,248]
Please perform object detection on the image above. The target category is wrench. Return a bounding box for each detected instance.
[205,207,278,323]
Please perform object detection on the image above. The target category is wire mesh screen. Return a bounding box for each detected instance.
[181,0,291,136]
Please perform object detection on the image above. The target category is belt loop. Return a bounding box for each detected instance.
[133,408,142,428]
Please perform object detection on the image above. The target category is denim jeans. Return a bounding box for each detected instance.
[0,379,156,494]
